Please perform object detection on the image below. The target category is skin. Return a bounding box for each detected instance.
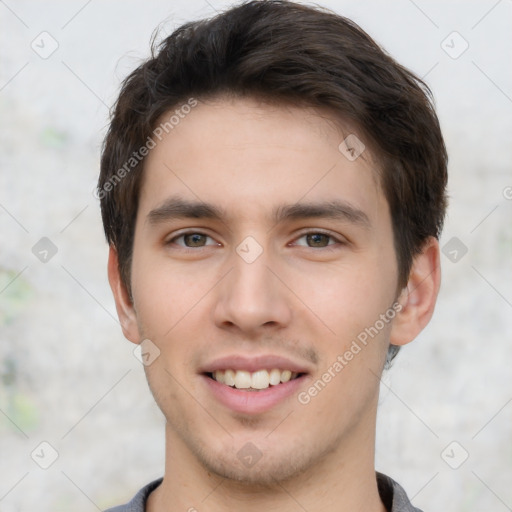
[108,96,441,512]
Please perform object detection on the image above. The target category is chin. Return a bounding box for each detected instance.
[201,455,304,487]
[192,436,325,487]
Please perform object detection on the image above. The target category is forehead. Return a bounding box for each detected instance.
[138,96,386,223]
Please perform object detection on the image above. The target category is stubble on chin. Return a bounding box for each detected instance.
[182,427,339,489]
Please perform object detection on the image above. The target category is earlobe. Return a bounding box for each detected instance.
[107,245,140,344]
[390,237,441,347]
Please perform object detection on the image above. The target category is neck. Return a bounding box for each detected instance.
[147,408,386,512]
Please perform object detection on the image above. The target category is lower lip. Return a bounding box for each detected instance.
[201,374,307,415]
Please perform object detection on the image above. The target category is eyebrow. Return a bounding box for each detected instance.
[272,201,370,228]
[146,196,371,228]
[147,196,225,224]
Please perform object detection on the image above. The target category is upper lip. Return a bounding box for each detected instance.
[199,354,312,374]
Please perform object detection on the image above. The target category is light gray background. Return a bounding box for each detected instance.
[0,0,511,510]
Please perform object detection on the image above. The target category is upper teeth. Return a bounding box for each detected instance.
[212,369,299,390]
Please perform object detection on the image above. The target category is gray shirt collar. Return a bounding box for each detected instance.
[105,473,423,512]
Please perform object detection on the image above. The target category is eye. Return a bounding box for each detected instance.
[292,232,342,248]
[167,231,219,248]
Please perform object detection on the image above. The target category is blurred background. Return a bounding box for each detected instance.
[0,0,511,510]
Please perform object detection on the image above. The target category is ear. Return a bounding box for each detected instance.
[390,237,441,346]
[107,245,140,344]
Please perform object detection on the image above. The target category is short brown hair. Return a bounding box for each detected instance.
[99,0,448,359]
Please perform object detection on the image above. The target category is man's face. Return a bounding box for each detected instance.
[127,96,400,484]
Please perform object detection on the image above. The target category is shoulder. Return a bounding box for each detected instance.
[377,472,424,512]
[104,478,163,512]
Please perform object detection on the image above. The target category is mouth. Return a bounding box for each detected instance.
[201,369,308,415]
[204,369,305,391]
[199,354,311,414]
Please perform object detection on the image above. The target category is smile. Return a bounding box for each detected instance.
[207,369,302,391]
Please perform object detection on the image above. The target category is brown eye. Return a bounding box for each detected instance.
[167,232,219,248]
[183,233,208,247]
[306,233,331,247]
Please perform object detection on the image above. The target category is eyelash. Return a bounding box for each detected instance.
[166,231,220,250]
[291,231,344,249]
[165,230,345,250]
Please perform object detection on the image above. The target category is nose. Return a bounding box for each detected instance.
[213,248,293,335]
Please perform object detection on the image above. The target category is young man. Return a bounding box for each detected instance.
[98,1,447,511]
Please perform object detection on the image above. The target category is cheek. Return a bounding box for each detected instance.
[130,240,216,339]
[295,265,394,423]
[131,261,209,397]
[290,258,397,343]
